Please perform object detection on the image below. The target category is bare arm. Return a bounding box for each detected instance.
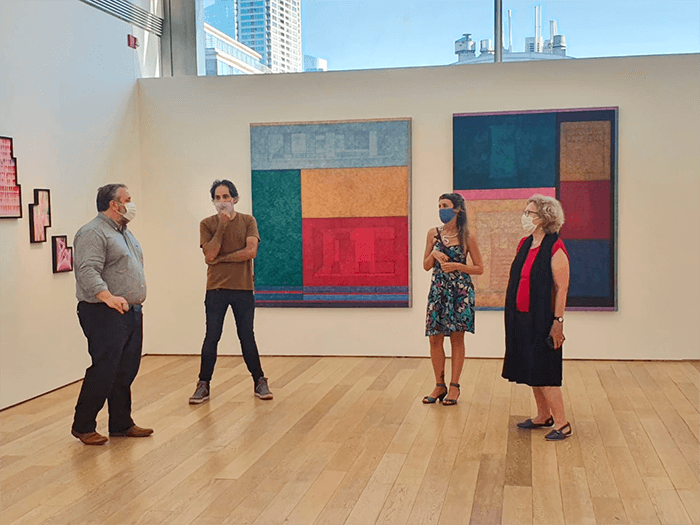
[202,213,231,263]
[441,235,484,275]
[549,249,570,349]
[210,236,259,264]
[423,228,447,271]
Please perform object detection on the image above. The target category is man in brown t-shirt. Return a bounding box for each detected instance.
[189,180,273,403]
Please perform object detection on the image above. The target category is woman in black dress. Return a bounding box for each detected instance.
[502,195,572,440]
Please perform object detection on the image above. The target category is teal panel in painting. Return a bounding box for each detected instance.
[252,170,302,288]
[453,112,556,189]
[250,120,411,170]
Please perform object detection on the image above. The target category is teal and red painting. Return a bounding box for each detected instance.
[453,108,617,311]
[251,119,412,307]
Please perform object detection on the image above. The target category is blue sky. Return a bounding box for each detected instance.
[301,1,700,70]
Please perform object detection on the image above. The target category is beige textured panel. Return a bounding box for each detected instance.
[560,121,611,181]
[466,199,528,308]
[301,167,409,218]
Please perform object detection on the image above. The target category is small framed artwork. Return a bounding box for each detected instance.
[52,235,73,273]
[0,136,22,219]
[29,188,51,243]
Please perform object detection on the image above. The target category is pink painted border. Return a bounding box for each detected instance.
[454,107,618,117]
[456,188,556,201]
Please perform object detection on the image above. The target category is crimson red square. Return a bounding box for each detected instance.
[302,217,409,287]
[559,181,611,240]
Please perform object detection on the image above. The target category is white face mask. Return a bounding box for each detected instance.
[521,213,537,235]
[215,201,234,214]
[118,202,137,222]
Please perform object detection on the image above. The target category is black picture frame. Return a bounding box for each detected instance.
[0,136,22,219]
[29,188,51,243]
[51,235,73,273]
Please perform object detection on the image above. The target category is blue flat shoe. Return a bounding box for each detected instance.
[517,416,554,429]
[545,422,573,441]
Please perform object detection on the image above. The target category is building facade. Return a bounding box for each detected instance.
[236,0,302,73]
[303,54,328,72]
[204,0,237,40]
[204,23,270,75]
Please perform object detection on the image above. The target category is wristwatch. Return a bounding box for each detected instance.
[554,316,564,323]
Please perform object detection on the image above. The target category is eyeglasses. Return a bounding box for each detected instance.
[522,210,540,218]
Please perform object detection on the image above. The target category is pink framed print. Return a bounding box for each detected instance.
[52,235,73,273]
[29,188,51,243]
[0,136,22,219]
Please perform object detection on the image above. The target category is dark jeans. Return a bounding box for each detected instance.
[72,302,143,434]
[199,289,264,383]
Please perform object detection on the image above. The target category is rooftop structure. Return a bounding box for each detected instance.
[454,5,571,65]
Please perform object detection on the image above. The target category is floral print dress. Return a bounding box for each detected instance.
[425,229,475,336]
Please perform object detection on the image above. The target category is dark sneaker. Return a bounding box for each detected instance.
[255,377,273,400]
[189,381,210,404]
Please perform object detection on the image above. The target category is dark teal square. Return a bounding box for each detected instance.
[453,113,557,190]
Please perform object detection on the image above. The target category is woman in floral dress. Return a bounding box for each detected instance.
[422,193,483,405]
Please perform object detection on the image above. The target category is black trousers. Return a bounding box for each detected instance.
[199,289,264,383]
[72,302,143,434]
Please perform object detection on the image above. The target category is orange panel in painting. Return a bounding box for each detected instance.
[560,121,611,181]
[466,199,531,308]
[301,167,409,218]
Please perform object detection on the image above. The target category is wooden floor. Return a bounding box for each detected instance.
[1,356,698,525]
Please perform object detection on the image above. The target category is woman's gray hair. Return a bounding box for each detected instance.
[528,194,565,234]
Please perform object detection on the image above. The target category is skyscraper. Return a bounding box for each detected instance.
[204,0,237,40]
[235,0,302,74]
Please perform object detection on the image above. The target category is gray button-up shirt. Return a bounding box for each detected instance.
[74,214,147,304]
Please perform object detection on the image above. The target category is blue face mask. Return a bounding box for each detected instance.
[439,208,456,224]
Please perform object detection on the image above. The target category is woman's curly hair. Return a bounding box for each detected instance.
[528,194,565,234]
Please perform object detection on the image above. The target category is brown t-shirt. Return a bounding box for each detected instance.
[200,212,260,291]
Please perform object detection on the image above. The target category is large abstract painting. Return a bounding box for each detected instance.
[251,119,412,307]
[453,108,617,310]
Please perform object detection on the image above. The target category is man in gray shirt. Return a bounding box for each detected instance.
[71,184,152,445]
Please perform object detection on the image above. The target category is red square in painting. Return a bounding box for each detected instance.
[559,180,611,240]
[303,217,409,287]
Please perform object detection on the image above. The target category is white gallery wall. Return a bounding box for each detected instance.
[0,0,159,408]
[0,1,698,411]
[137,54,700,365]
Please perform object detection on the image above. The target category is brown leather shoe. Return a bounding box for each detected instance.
[109,425,154,437]
[71,429,108,445]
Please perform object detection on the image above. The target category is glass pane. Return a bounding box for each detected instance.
[196,0,700,76]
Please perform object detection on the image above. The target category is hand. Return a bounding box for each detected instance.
[105,295,129,314]
[431,250,449,264]
[440,262,461,273]
[549,322,565,349]
[209,255,223,265]
[218,210,232,224]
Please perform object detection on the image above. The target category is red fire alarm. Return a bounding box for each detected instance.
[127,35,139,49]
